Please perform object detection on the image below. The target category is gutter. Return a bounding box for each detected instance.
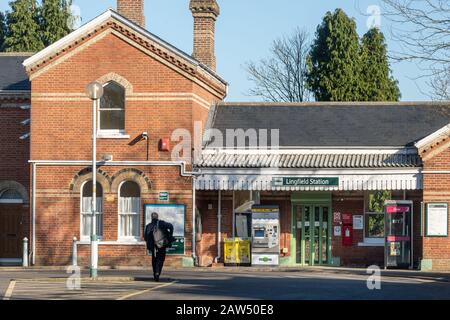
[28,160,197,266]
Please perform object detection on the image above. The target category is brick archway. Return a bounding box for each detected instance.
[96,72,133,95]
[110,168,151,193]
[69,168,111,193]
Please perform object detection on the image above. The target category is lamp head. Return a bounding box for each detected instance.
[86,82,104,100]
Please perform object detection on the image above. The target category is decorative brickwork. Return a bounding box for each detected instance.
[190,0,220,71]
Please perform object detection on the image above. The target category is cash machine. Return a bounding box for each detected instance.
[384,200,413,269]
[251,205,280,266]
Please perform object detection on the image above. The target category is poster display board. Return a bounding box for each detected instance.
[353,215,363,230]
[426,203,448,237]
[145,204,186,255]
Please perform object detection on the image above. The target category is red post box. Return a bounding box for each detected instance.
[342,213,353,246]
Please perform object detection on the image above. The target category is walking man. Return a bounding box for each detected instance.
[144,212,174,282]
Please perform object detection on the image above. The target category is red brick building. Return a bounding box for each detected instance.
[0,0,449,271]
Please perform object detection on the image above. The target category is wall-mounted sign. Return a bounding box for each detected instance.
[272,177,339,187]
[353,215,364,230]
[333,212,341,223]
[159,192,169,201]
[334,226,342,237]
[426,203,448,237]
[145,204,186,255]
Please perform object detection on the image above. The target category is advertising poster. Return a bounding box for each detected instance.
[426,203,448,237]
[145,204,186,255]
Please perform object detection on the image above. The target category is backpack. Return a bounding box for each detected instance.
[153,221,169,249]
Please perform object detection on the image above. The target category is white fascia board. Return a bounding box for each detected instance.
[22,9,227,87]
[202,147,418,155]
[415,123,450,149]
[198,168,422,176]
[23,10,113,68]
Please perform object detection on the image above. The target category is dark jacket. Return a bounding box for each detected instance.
[144,219,174,252]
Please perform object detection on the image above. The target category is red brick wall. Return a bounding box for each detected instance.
[34,165,193,266]
[332,191,422,267]
[422,146,450,270]
[0,103,30,189]
[28,27,224,266]
[0,100,31,258]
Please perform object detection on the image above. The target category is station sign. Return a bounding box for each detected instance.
[272,177,339,187]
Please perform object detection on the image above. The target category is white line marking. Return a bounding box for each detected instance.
[3,280,16,300]
[117,281,177,300]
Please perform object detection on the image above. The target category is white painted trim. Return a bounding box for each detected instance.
[196,173,422,191]
[77,241,146,246]
[203,147,418,154]
[199,168,422,175]
[22,10,226,87]
[118,180,141,241]
[80,180,104,241]
[358,241,384,247]
[415,123,450,148]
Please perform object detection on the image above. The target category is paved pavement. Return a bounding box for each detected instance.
[1,267,450,300]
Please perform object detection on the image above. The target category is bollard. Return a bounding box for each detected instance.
[72,237,78,267]
[22,238,29,267]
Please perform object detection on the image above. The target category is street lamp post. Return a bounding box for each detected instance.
[86,82,104,279]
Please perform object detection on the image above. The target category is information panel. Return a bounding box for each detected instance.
[145,204,186,255]
[426,203,448,237]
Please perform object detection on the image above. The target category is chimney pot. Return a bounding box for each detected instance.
[117,0,145,28]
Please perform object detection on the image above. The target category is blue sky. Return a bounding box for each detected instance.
[1,0,428,101]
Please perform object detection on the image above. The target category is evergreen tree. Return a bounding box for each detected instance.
[360,28,401,101]
[40,0,72,47]
[0,11,7,51]
[307,9,362,101]
[4,0,44,52]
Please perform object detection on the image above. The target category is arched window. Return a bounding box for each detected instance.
[99,81,125,133]
[80,181,103,240]
[119,181,141,240]
[0,189,23,204]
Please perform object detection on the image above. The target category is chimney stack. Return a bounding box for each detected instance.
[189,0,220,71]
[117,0,145,28]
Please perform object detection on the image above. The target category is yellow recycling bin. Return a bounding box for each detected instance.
[224,238,251,266]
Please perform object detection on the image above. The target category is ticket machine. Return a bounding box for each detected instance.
[384,200,413,269]
[251,205,280,266]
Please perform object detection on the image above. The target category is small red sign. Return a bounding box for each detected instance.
[386,206,410,213]
[342,213,352,225]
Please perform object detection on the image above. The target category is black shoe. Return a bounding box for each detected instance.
[154,273,160,282]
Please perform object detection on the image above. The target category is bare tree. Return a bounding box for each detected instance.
[245,28,312,102]
[380,0,450,100]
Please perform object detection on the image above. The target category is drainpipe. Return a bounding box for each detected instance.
[31,162,36,265]
[192,175,197,266]
[214,189,222,263]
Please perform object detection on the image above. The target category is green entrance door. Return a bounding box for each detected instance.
[294,204,330,265]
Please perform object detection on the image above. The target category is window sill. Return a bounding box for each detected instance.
[358,241,385,247]
[97,134,130,139]
[77,240,145,246]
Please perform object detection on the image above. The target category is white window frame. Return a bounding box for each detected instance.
[118,181,141,242]
[80,181,104,242]
[97,82,127,138]
[361,192,385,246]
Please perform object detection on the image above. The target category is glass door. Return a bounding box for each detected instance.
[294,204,330,266]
